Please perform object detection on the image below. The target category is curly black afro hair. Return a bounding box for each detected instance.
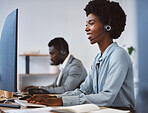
[84,0,126,39]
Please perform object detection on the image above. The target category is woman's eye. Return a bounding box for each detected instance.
[90,23,94,25]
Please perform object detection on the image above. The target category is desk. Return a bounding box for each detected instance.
[0,105,107,111]
[0,105,132,113]
[0,97,132,113]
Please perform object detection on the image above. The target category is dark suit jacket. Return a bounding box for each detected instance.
[40,55,87,94]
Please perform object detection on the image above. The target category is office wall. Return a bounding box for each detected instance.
[0,0,138,89]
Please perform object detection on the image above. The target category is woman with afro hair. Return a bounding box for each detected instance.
[27,0,135,111]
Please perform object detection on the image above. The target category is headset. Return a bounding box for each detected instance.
[90,17,112,41]
[59,38,67,56]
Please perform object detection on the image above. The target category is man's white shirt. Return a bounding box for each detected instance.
[56,54,71,86]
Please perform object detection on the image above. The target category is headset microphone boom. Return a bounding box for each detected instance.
[90,25,111,41]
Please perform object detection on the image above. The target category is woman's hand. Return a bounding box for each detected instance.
[26,94,63,106]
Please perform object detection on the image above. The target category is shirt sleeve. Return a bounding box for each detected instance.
[56,64,95,105]
[59,65,96,106]
[61,49,132,106]
[79,65,94,94]
[56,65,95,97]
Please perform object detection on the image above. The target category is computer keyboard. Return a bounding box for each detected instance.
[0,103,20,108]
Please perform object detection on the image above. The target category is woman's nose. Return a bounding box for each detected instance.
[85,25,90,32]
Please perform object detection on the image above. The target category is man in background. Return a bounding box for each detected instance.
[22,37,87,94]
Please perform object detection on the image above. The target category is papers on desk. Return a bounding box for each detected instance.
[90,108,130,113]
[3,103,130,113]
[52,103,100,113]
[4,107,52,113]
[4,103,100,113]
[14,100,46,108]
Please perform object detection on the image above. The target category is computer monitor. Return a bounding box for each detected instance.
[0,9,18,93]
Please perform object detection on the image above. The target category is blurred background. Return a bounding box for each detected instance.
[0,0,138,98]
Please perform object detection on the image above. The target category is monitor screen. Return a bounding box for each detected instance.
[0,9,18,92]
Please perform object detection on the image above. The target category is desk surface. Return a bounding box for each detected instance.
[0,105,107,111]
[0,105,131,113]
[0,97,132,113]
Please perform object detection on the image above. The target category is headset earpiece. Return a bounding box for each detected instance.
[59,39,66,56]
[104,25,111,32]
[61,50,66,56]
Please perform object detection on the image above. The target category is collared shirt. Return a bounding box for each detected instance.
[57,42,135,109]
[56,54,71,86]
